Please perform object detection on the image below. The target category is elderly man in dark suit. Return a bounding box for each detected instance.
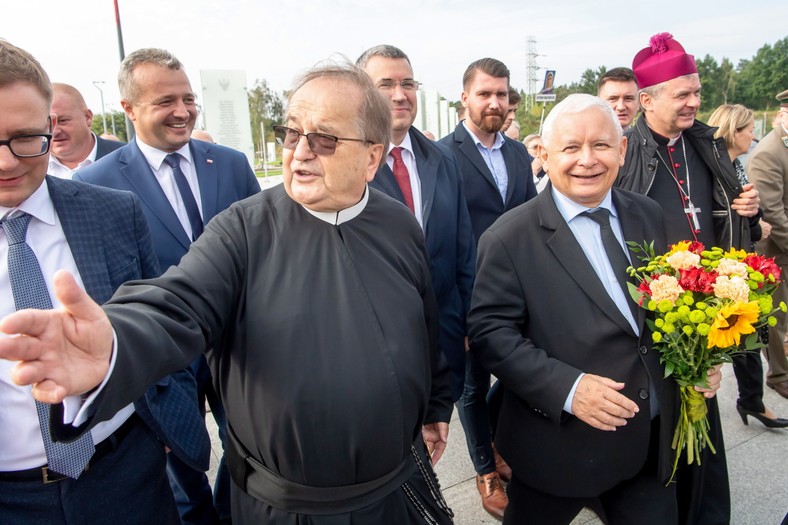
[469,94,721,524]
[358,44,476,403]
[47,83,124,179]
[438,57,537,519]
[0,40,179,524]
[74,48,260,524]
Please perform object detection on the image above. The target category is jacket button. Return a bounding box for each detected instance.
[639,345,648,355]
[638,389,649,400]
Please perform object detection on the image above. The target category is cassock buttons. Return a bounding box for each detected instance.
[638,389,649,400]
[639,345,648,355]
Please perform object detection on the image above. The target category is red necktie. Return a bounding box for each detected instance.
[390,147,415,213]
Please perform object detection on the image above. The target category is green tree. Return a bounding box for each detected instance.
[248,79,285,163]
[735,37,788,110]
[91,110,128,142]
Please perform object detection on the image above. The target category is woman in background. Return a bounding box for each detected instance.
[708,104,787,428]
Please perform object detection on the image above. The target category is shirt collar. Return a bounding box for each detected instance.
[551,186,616,223]
[301,185,369,225]
[462,121,505,151]
[135,137,193,171]
[388,132,414,158]
[0,178,56,226]
[47,132,99,173]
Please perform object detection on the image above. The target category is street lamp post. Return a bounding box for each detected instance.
[92,81,107,134]
[107,104,118,136]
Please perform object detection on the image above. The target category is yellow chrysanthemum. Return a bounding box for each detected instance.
[668,241,693,255]
[707,301,761,349]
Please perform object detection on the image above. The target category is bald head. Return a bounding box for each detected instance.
[50,83,95,168]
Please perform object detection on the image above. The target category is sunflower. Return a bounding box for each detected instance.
[707,301,761,348]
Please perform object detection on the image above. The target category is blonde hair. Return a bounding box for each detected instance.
[707,104,753,150]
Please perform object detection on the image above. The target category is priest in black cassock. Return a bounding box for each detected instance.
[0,64,455,525]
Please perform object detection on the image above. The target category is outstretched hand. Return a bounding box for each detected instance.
[571,374,639,431]
[0,270,113,404]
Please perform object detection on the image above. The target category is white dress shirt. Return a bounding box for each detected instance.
[0,180,133,471]
[386,134,424,227]
[136,138,203,240]
[48,133,99,179]
[462,121,508,203]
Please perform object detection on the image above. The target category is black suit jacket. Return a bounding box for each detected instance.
[439,122,537,243]
[370,128,475,400]
[468,185,677,498]
[95,136,125,159]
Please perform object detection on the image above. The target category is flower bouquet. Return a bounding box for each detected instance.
[627,241,784,477]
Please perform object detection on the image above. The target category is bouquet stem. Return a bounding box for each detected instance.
[669,385,716,483]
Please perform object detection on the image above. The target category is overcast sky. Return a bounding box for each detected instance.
[3,0,786,115]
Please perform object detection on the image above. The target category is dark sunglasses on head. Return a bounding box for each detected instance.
[273,125,372,156]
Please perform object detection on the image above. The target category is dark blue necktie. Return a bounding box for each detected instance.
[2,212,95,479]
[582,209,637,319]
[164,153,203,240]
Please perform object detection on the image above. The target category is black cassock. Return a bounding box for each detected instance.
[86,185,454,524]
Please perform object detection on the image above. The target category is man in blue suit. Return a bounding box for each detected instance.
[48,83,124,179]
[358,45,475,403]
[439,57,537,520]
[76,48,260,525]
[0,40,179,524]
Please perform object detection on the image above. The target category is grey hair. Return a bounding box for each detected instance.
[356,45,411,69]
[287,62,391,161]
[639,73,698,100]
[119,48,184,102]
[541,94,622,147]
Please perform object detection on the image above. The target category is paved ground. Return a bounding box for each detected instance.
[211,176,788,523]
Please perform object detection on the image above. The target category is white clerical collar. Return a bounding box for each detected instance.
[0,178,56,226]
[135,137,193,171]
[301,185,369,225]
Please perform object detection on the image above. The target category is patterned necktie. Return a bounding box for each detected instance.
[164,153,204,240]
[582,209,638,319]
[390,147,415,213]
[2,212,95,479]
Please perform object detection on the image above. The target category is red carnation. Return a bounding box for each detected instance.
[687,241,705,254]
[679,267,717,294]
[744,254,782,281]
[637,279,652,305]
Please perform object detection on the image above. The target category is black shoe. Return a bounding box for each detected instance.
[736,404,788,429]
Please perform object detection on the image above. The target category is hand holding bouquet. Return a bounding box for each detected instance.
[627,241,784,478]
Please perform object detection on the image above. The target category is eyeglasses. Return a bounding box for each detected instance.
[0,133,52,158]
[273,125,372,156]
[376,80,421,92]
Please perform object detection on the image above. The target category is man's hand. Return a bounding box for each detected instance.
[0,270,113,404]
[422,422,449,465]
[731,183,760,217]
[760,219,772,240]
[571,374,639,431]
[694,364,723,399]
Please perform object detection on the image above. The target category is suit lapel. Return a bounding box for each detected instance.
[613,190,648,328]
[501,140,519,208]
[539,190,638,336]
[455,124,499,194]
[119,142,191,251]
[190,140,219,222]
[46,177,114,304]
[410,129,437,229]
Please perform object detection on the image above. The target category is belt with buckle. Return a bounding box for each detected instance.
[0,412,139,484]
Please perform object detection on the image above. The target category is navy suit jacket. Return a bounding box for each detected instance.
[439,122,538,243]
[75,138,261,269]
[46,176,212,468]
[95,136,125,159]
[370,128,475,400]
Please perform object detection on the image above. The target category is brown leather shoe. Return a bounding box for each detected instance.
[492,444,512,483]
[476,471,508,520]
[767,380,788,399]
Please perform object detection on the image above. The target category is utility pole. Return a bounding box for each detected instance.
[525,36,540,112]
